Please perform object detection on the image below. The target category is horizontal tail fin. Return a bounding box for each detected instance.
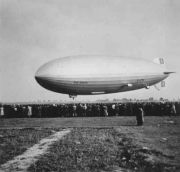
[153,59,175,74]
[163,72,175,75]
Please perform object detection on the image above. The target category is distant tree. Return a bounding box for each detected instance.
[149,97,154,101]
[159,97,164,102]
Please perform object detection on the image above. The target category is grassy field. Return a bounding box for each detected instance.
[28,128,180,172]
[0,116,180,172]
[0,116,178,128]
[0,128,54,165]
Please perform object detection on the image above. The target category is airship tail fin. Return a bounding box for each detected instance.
[153,58,176,74]
[153,58,165,65]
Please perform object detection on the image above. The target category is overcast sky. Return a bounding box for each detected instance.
[0,0,180,102]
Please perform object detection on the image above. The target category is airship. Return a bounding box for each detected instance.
[35,55,173,98]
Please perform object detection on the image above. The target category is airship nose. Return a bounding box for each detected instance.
[35,75,42,84]
[35,68,46,86]
[35,66,54,92]
[35,74,50,91]
[35,60,55,79]
[35,64,47,78]
[35,65,44,80]
[35,64,51,86]
[35,60,60,90]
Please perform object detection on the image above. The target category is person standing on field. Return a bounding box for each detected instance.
[73,104,77,117]
[134,103,144,126]
[170,103,176,116]
[0,106,4,117]
[103,105,108,117]
[112,104,116,116]
[27,106,32,118]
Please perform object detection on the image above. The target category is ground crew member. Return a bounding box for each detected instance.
[27,106,32,118]
[38,106,42,118]
[96,104,101,116]
[134,104,144,126]
[115,104,119,116]
[73,104,77,117]
[83,104,87,117]
[0,106,4,117]
[138,106,144,125]
[112,104,116,116]
[103,105,108,116]
[170,103,176,116]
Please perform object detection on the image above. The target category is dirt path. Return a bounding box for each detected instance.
[0,129,71,172]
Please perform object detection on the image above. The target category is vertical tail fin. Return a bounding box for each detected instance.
[161,81,165,87]
[153,58,165,65]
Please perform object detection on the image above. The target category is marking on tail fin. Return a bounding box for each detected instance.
[161,81,165,87]
[153,58,165,65]
[159,58,164,64]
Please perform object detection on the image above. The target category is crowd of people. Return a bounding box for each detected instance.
[0,101,179,118]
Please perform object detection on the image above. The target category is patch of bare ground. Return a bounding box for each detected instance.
[28,127,180,172]
[0,128,55,165]
[0,129,71,172]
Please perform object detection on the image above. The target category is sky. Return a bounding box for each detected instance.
[0,0,180,102]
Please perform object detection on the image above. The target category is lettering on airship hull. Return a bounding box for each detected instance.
[73,81,88,85]
[136,79,145,83]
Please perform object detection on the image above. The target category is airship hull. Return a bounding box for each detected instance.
[35,76,166,95]
[35,55,169,96]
